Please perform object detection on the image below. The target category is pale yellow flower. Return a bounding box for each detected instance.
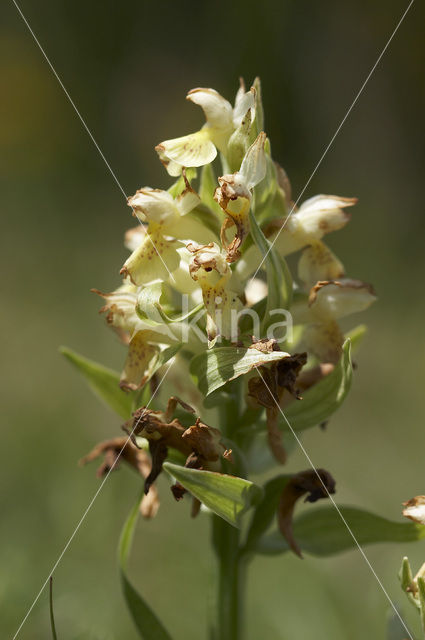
[214,132,267,262]
[120,181,206,286]
[293,279,376,363]
[188,242,243,347]
[155,83,256,176]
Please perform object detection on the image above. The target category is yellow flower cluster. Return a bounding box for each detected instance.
[93,79,375,392]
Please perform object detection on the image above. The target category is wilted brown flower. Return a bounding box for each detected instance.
[80,436,160,518]
[248,343,307,464]
[123,397,232,503]
[402,496,425,525]
[278,468,336,557]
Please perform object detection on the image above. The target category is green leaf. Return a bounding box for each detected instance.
[256,505,425,557]
[249,207,292,331]
[60,347,134,419]
[282,339,352,432]
[190,346,291,396]
[119,493,173,640]
[244,475,290,551]
[163,462,263,528]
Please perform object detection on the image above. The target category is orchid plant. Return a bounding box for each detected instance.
[62,79,425,640]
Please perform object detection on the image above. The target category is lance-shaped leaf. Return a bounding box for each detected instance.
[119,492,173,640]
[60,347,134,419]
[256,505,425,556]
[282,339,352,432]
[190,346,291,396]
[163,462,263,527]
[244,475,290,551]
[248,208,292,331]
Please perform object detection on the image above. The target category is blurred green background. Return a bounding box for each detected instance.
[1,0,424,638]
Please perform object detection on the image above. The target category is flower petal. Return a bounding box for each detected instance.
[240,132,267,189]
[156,130,217,173]
[403,496,425,525]
[233,85,256,128]
[175,178,201,216]
[120,226,181,286]
[296,194,356,236]
[298,241,345,288]
[309,279,376,320]
[302,319,345,364]
[120,330,160,391]
[124,225,146,252]
[127,188,176,224]
[187,87,233,130]
[92,282,144,334]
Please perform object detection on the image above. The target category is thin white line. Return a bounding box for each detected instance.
[250,0,415,285]
[11,362,172,640]
[255,366,415,640]
[10,0,174,282]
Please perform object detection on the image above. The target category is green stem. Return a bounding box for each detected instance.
[49,577,58,640]
[210,379,248,640]
[211,516,246,640]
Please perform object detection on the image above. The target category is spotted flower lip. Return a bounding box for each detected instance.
[188,242,242,346]
[120,180,204,286]
[155,83,256,176]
